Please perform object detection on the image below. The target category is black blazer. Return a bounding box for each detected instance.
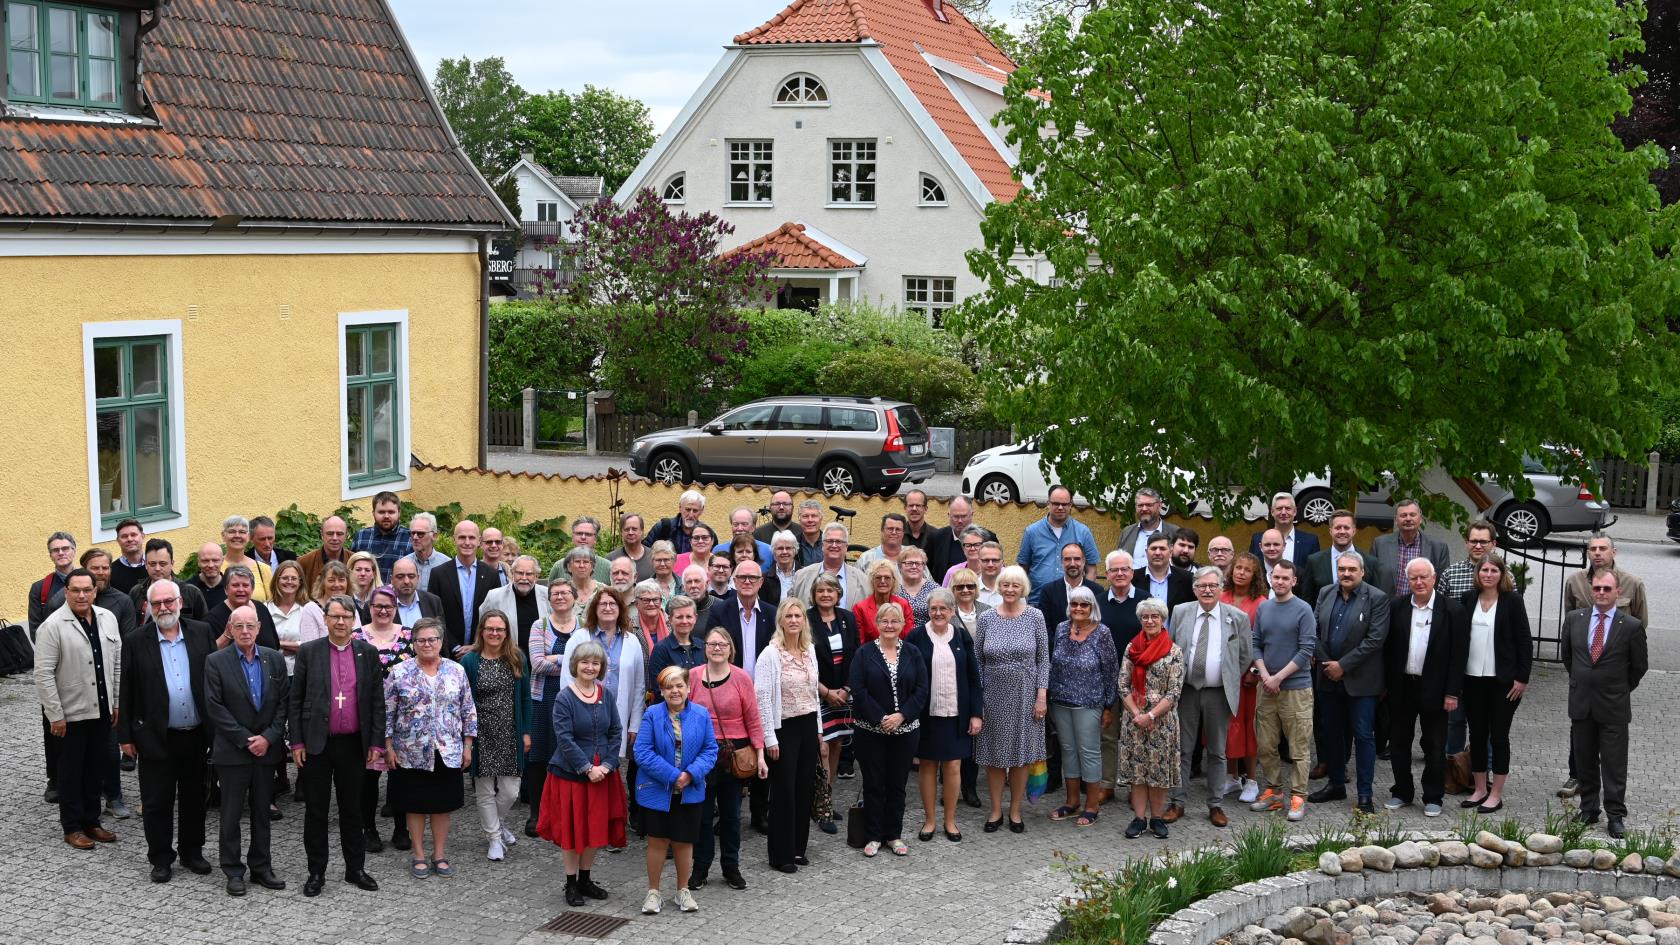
[116,618,215,760]
[1560,608,1647,724]
[848,642,929,729]
[287,637,386,757]
[704,598,774,669]
[810,607,861,690]
[1139,570,1195,612]
[906,624,984,722]
[1036,577,1102,651]
[1098,588,1144,655]
[203,645,289,766]
[926,526,965,583]
[1250,529,1321,569]
[1383,594,1469,703]
[1457,590,1533,686]
[427,559,503,653]
[206,599,279,651]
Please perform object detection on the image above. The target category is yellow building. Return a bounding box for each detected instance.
[0,0,514,617]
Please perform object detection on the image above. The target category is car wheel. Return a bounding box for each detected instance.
[1496,501,1550,545]
[818,460,861,497]
[650,451,692,486]
[1296,488,1336,526]
[975,474,1019,505]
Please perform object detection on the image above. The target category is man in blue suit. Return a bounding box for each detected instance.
[1249,492,1320,569]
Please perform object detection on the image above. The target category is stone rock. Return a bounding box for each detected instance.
[1541,923,1566,940]
[1550,893,1580,908]
[1361,845,1398,872]
[1373,937,1401,945]
[1638,922,1658,938]
[1422,844,1442,867]
[1513,917,1538,931]
[1469,844,1504,869]
[1632,936,1658,945]
[1477,831,1511,854]
[1594,850,1619,870]
[1304,918,1339,945]
[1634,899,1665,919]
[1666,854,1680,879]
[1392,842,1428,869]
[1470,899,1501,915]
[1439,842,1472,866]
[1565,850,1596,868]
[1472,936,1501,945]
[1604,898,1633,915]
[1612,920,1640,936]
[1648,915,1680,932]
[1498,932,1529,945]
[1606,934,1634,945]
[1394,927,1421,945]
[1342,849,1366,873]
[1354,906,1382,925]
[1505,846,1529,868]
[1665,900,1680,915]
[1320,851,1344,876]
[1269,908,1318,939]
[1655,930,1680,945]
[1647,857,1669,877]
[1532,853,1565,867]
[1529,834,1566,854]
[1431,894,1465,916]
[1327,901,1352,916]
[1623,854,1647,874]
[1466,923,1495,938]
[1581,916,1609,934]
[1352,928,1372,943]
[1499,896,1534,918]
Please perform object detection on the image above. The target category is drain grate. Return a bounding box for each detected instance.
[537,911,633,939]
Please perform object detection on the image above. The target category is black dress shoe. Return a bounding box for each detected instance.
[226,875,247,897]
[962,789,982,809]
[576,877,609,900]
[524,816,539,839]
[380,801,392,818]
[121,754,138,772]
[1460,796,1488,809]
[793,854,810,866]
[252,870,286,890]
[303,874,326,897]
[268,805,283,822]
[772,862,798,873]
[1607,818,1626,839]
[918,828,935,842]
[345,869,379,891]
[44,784,58,805]
[818,819,837,834]
[1578,810,1601,826]
[1376,748,1391,761]
[363,829,384,853]
[150,865,172,884]
[750,816,770,835]
[688,872,707,890]
[180,853,213,875]
[391,830,412,851]
[1357,798,1375,815]
[1008,818,1025,834]
[564,885,585,907]
[984,817,1003,833]
[723,867,747,890]
[1308,785,1346,803]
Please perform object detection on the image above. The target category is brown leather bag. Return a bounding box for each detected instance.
[725,738,757,779]
[1445,749,1473,795]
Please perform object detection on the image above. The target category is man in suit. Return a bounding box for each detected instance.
[647,488,708,556]
[288,595,384,896]
[703,559,775,831]
[789,523,868,608]
[1561,571,1648,838]
[1166,568,1254,826]
[297,515,351,594]
[206,566,279,650]
[1117,487,1180,565]
[1369,499,1453,596]
[1139,534,1194,610]
[248,515,297,574]
[129,539,208,623]
[1381,559,1467,817]
[1303,510,1377,608]
[28,531,78,805]
[428,519,502,657]
[34,569,123,850]
[188,542,228,613]
[1557,533,1649,800]
[1098,550,1144,805]
[1308,554,1390,813]
[388,557,443,628]
[1249,492,1321,569]
[117,580,215,881]
[1037,543,1102,644]
[204,605,289,896]
[927,496,976,580]
[479,555,549,656]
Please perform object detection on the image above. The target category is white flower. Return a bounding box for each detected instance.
[1167,877,1179,889]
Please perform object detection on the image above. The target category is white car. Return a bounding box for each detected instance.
[961,438,1190,510]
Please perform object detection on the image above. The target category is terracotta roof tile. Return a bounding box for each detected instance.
[0,0,508,227]
[735,0,1020,202]
[727,221,861,269]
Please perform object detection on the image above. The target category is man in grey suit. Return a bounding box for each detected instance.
[1560,571,1648,838]
[478,555,549,651]
[1116,487,1180,565]
[1165,567,1253,827]
[1308,554,1390,813]
[1369,499,1453,596]
[204,605,290,896]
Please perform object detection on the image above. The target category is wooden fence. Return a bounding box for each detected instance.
[1594,454,1679,510]
[488,408,523,449]
[596,414,689,455]
[951,428,1014,468]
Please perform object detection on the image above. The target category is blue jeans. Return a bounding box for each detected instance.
[1445,704,1468,755]
[1318,685,1376,800]
[693,770,742,874]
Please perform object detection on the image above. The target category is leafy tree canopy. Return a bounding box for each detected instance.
[515,86,656,192]
[955,0,1680,522]
[432,56,527,175]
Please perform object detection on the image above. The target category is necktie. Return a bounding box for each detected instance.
[1590,612,1607,663]
[1190,612,1211,688]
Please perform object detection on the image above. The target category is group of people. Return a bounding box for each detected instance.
[24,483,1652,912]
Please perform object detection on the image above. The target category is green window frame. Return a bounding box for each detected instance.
[344,323,403,487]
[6,1,121,108]
[92,336,173,526]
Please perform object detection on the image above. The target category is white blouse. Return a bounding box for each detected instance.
[1467,599,1498,678]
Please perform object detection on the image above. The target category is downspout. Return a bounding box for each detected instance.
[478,233,491,469]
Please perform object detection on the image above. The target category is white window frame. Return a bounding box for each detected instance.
[338,309,412,500]
[535,201,559,222]
[919,173,948,206]
[662,173,686,204]
[773,73,828,106]
[903,276,957,328]
[726,140,774,205]
[828,139,877,207]
[81,319,189,543]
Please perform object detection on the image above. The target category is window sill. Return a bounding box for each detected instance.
[4,101,155,125]
[825,203,877,210]
[723,202,775,208]
[918,202,949,208]
[771,102,830,108]
[344,469,410,501]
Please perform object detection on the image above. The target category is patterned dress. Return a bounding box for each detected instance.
[972,606,1050,769]
[1116,643,1185,788]
[903,581,937,627]
[356,625,414,772]
[475,659,519,778]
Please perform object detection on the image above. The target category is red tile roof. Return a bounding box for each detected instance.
[735,0,1020,201]
[727,221,861,269]
[0,0,510,228]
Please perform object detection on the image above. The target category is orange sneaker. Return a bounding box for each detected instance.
[1287,796,1306,821]
[1249,788,1284,812]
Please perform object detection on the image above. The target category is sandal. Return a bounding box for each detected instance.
[410,858,430,878]
[862,841,881,857]
[889,839,909,856]
[431,858,454,877]
[1075,811,1100,828]
[1049,805,1079,822]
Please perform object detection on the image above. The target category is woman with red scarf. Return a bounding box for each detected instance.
[1116,597,1184,840]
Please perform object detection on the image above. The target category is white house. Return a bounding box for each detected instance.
[500,153,605,295]
[613,0,1049,322]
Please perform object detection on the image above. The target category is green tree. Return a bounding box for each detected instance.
[432,56,527,176]
[515,86,656,192]
[955,0,1680,520]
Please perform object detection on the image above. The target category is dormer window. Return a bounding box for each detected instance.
[535,201,559,222]
[774,73,827,105]
[920,174,947,206]
[6,2,122,108]
[662,173,685,204]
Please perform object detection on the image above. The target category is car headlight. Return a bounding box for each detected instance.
[631,440,647,454]
[966,451,991,467]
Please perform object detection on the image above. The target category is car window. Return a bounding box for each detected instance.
[891,406,927,436]
[826,407,878,432]
[773,403,824,431]
[719,404,776,431]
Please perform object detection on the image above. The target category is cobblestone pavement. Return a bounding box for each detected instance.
[3,656,1678,945]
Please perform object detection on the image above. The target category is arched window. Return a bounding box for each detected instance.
[920,173,947,206]
[661,173,685,204]
[774,73,828,105]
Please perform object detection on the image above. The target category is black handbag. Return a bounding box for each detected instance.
[845,799,869,849]
[0,620,33,676]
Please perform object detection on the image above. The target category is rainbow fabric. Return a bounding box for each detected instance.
[1024,759,1049,802]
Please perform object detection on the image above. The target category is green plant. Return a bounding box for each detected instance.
[1493,815,1526,843]
[1609,823,1677,862]
[815,347,992,427]
[486,301,604,404]
[731,337,845,403]
[1057,846,1238,945]
[1543,800,1604,851]
[1452,808,1490,845]
[1231,820,1294,883]
[1289,821,1353,872]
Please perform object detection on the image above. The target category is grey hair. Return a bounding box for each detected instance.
[573,515,600,531]
[147,579,180,602]
[928,587,957,612]
[822,522,849,541]
[324,594,359,617]
[569,639,608,675]
[679,489,706,509]
[564,546,596,567]
[650,539,676,556]
[1067,584,1098,609]
[799,498,823,513]
[410,511,438,532]
[1106,549,1134,568]
[771,529,798,549]
[960,524,988,541]
[1135,597,1169,621]
[222,514,249,531]
[512,554,541,572]
[224,564,255,584]
[1194,565,1225,588]
[47,531,77,551]
[632,579,664,602]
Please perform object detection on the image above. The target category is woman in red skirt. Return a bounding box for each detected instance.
[538,639,627,906]
[1221,552,1268,803]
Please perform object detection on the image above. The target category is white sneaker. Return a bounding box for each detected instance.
[1238,779,1259,804]
[642,890,663,915]
[675,888,699,913]
[1222,778,1243,798]
[500,824,517,847]
[487,836,505,861]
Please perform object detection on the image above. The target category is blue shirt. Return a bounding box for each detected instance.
[159,630,199,729]
[353,524,413,579]
[455,561,478,643]
[1017,516,1099,605]
[404,549,447,592]
[397,596,423,629]
[1148,572,1171,603]
[237,646,265,708]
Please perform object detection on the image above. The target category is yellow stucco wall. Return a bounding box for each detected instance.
[0,251,481,620]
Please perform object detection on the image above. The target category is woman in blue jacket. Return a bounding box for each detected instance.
[634,665,719,916]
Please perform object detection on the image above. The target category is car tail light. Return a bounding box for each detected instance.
[1577,485,1595,501]
[883,410,904,453]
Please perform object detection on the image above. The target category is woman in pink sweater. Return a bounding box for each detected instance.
[687,626,766,892]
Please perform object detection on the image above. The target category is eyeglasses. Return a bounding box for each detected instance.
[705,641,730,648]
[961,543,983,551]
[152,597,180,608]
[371,603,395,611]
[735,575,762,583]
[49,545,73,555]
[483,539,503,546]
[1069,602,1092,608]
[1467,538,1493,545]
[1591,585,1615,592]
[414,637,442,646]
[1193,583,1221,590]
[952,583,977,591]
[822,539,847,546]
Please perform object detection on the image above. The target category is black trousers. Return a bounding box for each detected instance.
[57,717,109,833]
[1388,676,1447,804]
[138,727,208,867]
[361,770,406,840]
[42,710,61,785]
[767,712,818,867]
[302,734,366,875]
[217,762,276,878]
[522,760,548,822]
[1461,676,1520,775]
[1572,718,1629,819]
[854,728,917,844]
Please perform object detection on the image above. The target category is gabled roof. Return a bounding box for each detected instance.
[734,0,1019,201]
[726,221,865,269]
[502,155,608,210]
[0,0,514,230]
